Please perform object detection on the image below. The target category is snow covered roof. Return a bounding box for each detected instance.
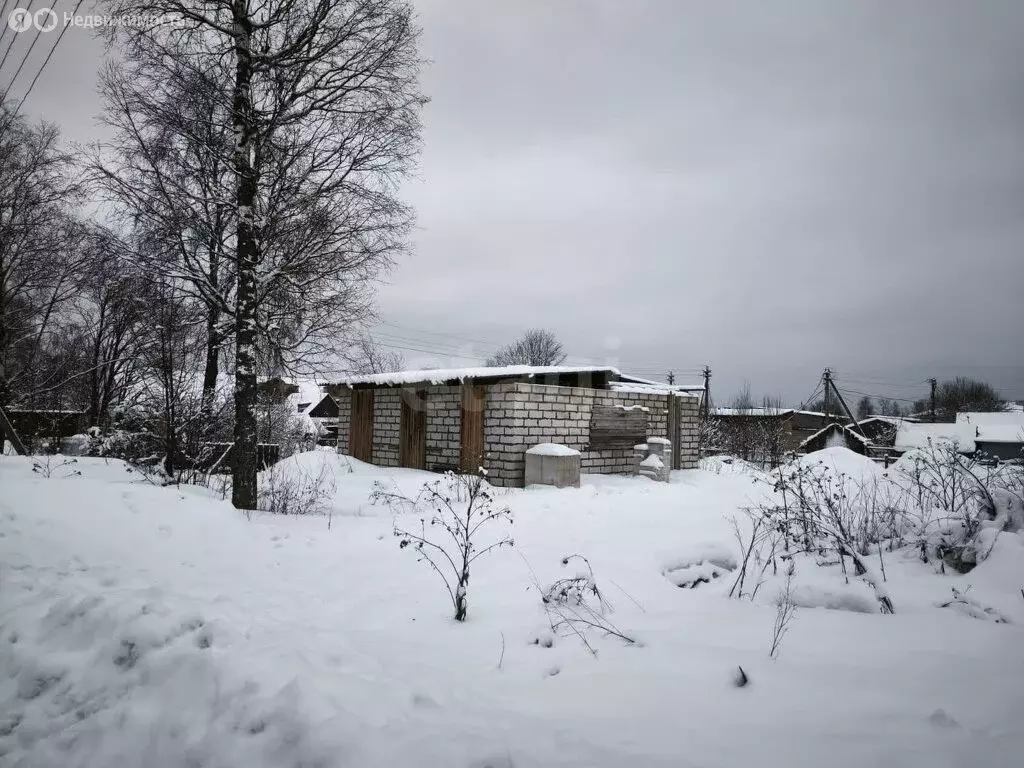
[615,373,705,392]
[333,365,704,391]
[712,407,794,417]
[800,423,871,449]
[974,425,1024,444]
[844,416,919,429]
[608,382,700,398]
[956,411,1024,427]
[894,423,977,453]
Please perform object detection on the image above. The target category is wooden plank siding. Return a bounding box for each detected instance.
[399,388,427,469]
[588,406,648,450]
[349,389,374,462]
[459,383,485,473]
[667,396,681,469]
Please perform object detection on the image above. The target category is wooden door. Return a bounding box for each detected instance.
[667,395,681,470]
[459,383,485,473]
[349,389,374,462]
[399,388,426,469]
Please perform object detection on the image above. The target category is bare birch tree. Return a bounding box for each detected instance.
[100,0,425,508]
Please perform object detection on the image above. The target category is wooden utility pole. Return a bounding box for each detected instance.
[0,404,27,455]
[823,369,867,438]
[929,378,937,422]
[822,368,831,422]
[667,371,675,385]
[701,366,711,417]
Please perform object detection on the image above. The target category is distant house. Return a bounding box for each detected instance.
[800,423,871,455]
[712,407,844,453]
[307,394,341,446]
[325,365,702,487]
[957,411,1024,462]
[843,416,918,448]
[893,422,977,455]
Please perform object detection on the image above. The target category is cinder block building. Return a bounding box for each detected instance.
[324,366,702,487]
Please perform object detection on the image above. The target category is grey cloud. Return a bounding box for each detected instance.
[9,0,1024,402]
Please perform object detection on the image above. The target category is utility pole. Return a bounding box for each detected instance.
[824,369,867,438]
[822,368,831,422]
[701,366,711,418]
[929,378,937,423]
[667,371,675,385]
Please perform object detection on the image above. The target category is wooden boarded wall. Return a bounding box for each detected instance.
[588,405,648,450]
[459,383,485,473]
[399,389,427,469]
[348,389,374,462]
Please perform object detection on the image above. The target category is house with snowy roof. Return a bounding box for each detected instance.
[324,365,703,487]
[956,411,1024,461]
[711,407,844,453]
[893,422,978,455]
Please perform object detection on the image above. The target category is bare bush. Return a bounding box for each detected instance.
[769,562,798,660]
[895,440,1008,572]
[738,461,895,613]
[539,554,636,655]
[31,456,81,479]
[372,471,513,622]
[728,511,777,600]
[258,459,336,517]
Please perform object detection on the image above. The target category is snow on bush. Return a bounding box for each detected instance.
[538,554,636,655]
[726,446,1024,621]
[257,452,337,516]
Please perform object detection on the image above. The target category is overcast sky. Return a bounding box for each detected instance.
[5,0,1024,406]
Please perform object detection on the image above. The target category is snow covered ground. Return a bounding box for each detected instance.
[2,449,1023,767]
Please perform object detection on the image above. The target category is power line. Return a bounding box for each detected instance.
[13,0,85,114]
[836,386,920,405]
[371,324,703,375]
[0,5,46,105]
[0,0,18,64]
[0,0,35,78]
[796,383,823,410]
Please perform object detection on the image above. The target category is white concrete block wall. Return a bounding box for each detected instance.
[331,380,699,486]
[372,389,401,467]
[483,383,700,487]
[425,385,461,470]
[331,388,352,455]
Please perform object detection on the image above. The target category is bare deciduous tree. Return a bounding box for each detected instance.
[486,328,566,367]
[101,0,426,509]
[934,377,1006,421]
[856,395,873,420]
[349,333,405,374]
[0,107,89,408]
